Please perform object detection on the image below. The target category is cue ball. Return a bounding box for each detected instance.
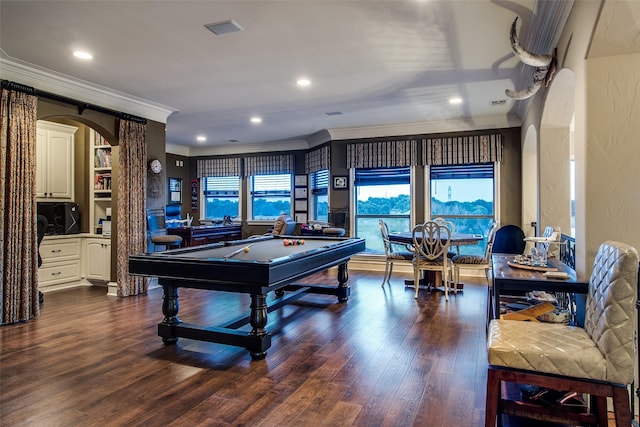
[243,246,250,253]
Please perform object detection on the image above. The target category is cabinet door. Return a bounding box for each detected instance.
[86,239,111,281]
[47,130,74,199]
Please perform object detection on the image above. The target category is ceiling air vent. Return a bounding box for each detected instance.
[325,111,344,116]
[204,20,244,35]
[491,99,507,106]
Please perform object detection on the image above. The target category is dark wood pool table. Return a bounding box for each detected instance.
[129,235,366,359]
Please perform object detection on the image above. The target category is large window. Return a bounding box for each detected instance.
[430,164,495,255]
[203,176,240,220]
[310,169,328,222]
[251,174,292,220]
[354,167,411,254]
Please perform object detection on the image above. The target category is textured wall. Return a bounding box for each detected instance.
[585,53,640,265]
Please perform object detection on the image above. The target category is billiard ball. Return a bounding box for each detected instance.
[243,246,250,253]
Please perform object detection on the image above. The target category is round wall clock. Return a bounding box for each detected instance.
[149,159,162,174]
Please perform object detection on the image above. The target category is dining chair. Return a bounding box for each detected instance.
[378,219,414,288]
[433,217,459,255]
[451,221,497,293]
[492,224,526,254]
[412,221,453,300]
[485,240,638,427]
[146,208,183,251]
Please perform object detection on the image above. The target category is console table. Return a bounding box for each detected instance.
[167,225,241,248]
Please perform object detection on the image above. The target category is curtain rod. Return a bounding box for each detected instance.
[1,79,148,125]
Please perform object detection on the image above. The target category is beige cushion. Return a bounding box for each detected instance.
[151,235,182,244]
[323,227,345,236]
[487,320,606,381]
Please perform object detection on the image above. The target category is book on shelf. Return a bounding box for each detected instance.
[94,173,112,190]
[93,130,111,147]
[94,148,112,168]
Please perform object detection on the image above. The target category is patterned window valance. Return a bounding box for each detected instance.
[305,146,330,173]
[243,154,294,176]
[423,133,502,165]
[197,157,241,178]
[346,139,418,168]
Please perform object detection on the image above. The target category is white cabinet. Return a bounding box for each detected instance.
[36,120,77,200]
[85,238,111,282]
[38,236,83,291]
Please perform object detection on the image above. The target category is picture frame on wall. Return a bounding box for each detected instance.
[169,177,182,204]
[294,175,307,186]
[333,175,348,190]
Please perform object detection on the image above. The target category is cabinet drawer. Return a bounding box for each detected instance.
[38,262,81,286]
[40,239,81,262]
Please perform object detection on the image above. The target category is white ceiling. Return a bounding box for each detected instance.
[0,0,572,152]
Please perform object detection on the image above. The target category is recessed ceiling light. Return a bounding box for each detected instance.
[296,78,311,87]
[73,51,93,60]
[449,97,463,105]
[250,117,262,124]
[196,135,206,142]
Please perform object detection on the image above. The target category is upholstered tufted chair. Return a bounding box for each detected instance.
[485,240,638,426]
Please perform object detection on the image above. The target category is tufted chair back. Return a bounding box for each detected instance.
[584,240,638,384]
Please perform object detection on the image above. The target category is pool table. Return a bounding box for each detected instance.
[129,234,365,359]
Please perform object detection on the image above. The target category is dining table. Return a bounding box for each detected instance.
[491,253,589,324]
[388,231,483,289]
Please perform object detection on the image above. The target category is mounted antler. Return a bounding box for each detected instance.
[505,17,557,100]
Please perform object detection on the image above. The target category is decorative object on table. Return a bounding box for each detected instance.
[332,175,348,190]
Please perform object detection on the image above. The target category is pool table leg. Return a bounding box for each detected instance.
[248,293,270,360]
[337,262,350,302]
[160,285,181,345]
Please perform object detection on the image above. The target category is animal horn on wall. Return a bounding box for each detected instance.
[505,17,556,100]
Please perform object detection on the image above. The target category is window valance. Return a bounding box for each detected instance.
[305,146,330,174]
[243,154,294,176]
[346,139,418,168]
[197,157,241,178]
[423,133,502,165]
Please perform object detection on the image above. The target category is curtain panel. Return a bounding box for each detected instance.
[116,119,148,297]
[243,154,294,176]
[0,88,39,324]
[305,146,330,174]
[423,133,502,165]
[346,139,418,168]
[197,157,241,178]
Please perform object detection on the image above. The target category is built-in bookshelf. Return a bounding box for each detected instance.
[90,129,116,236]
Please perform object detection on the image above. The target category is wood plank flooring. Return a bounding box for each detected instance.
[0,271,619,426]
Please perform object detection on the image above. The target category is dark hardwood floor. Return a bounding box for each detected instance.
[0,270,618,426]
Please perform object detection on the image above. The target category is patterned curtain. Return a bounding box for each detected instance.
[0,87,39,324]
[196,157,240,178]
[346,139,417,168]
[116,119,148,297]
[305,145,330,173]
[423,133,502,165]
[243,154,294,176]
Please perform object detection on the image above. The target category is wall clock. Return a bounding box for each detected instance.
[149,159,162,174]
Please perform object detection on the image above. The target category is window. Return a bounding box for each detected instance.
[251,174,292,220]
[203,176,240,220]
[429,164,495,255]
[354,167,411,254]
[310,169,328,222]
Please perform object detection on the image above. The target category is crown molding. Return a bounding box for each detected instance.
[327,115,521,141]
[0,51,176,123]
[165,144,190,157]
[185,139,310,157]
